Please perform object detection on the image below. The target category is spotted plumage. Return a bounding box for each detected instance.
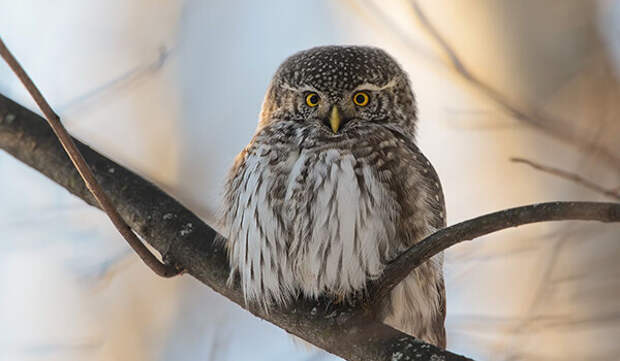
[221,46,446,348]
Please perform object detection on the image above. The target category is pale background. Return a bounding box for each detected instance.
[1,1,619,360]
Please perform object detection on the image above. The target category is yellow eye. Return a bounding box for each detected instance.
[353,91,370,106]
[305,92,320,107]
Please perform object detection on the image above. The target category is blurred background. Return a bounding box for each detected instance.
[1,1,619,360]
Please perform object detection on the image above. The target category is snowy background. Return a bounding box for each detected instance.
[1,1,620,360]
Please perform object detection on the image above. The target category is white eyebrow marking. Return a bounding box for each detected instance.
[278,78,398,93]
[353,78,398,92]
[279,83,318,92]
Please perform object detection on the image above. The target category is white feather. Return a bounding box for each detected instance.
[225,137,445,346]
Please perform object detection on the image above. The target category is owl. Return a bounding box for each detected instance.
[221,46,446,348]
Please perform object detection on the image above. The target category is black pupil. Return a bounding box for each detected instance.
[356,94,365,103]
[309,94,318,104]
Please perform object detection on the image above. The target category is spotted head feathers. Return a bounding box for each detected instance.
[259,46,418,137]
[223,45,446,348]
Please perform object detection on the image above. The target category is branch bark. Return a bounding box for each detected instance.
[0,93,470,360]
[2,90,620,359]
[0,37,180,277]
[372,201,620,303]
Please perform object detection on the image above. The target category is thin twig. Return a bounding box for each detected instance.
[0,37,181,277]
[0,91,469,361]
[511,157,620,201]
[371,201,620,303]
[4,92,620,358]
[406,0,620,171]
[59,46,173,116]
[3,101,619,359]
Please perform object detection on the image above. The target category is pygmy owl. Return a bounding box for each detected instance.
[222,46,446,348]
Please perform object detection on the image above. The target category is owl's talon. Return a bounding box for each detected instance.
[222,45,447,348]
[323,293,346,313]
[332,293,345,305]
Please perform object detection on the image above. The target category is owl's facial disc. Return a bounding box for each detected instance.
[262,46,418,133]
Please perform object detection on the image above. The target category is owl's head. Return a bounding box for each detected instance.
[259,46,417,139]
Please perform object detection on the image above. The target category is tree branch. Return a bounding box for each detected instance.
[0,37,181,277]
[372,201,620,302]
[0,92,470,360]
[3,91,619,360]
[407,0,620,171]
[511,157,620,201]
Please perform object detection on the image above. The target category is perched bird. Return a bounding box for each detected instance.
[221,46,446,348]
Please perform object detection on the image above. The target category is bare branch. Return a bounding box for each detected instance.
[0,37,181,277]
[59,46,172,115]
[407,0,620,171]
[0,93,469,360]
[511,157,620,201]
[4,90,619,359]
[372,201,620,303]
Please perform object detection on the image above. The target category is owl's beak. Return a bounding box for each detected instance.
[329,106,341,133]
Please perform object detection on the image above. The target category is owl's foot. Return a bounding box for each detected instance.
[321,293,347,313]
[332,293,345,305]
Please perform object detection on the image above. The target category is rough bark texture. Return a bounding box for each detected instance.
[0,93,470,360]
[372,202,620,303]
[2,93,619,360]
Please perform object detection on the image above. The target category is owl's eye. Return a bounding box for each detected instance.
[353,91,370,106]
[305,92,320,107]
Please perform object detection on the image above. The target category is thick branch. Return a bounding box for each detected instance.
[0,37,180,277]
[0,93,470,360]
[373,202,620,302]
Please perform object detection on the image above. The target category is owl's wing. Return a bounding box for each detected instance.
[379,127,447,348]
[409,146,448,348]
[433,273,447,348]
[385,126,447,244]
[415,148,447,231]
[407,141,448,348]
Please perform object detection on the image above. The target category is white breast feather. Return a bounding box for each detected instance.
[284,149,399,298]
[227,146,297,308]
[228,146,443,342]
